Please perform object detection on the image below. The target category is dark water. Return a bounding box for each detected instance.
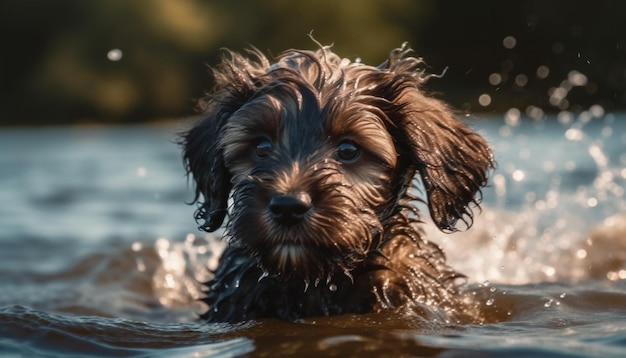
[1,114,625,357]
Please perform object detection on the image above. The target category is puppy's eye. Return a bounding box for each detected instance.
[336,140,360,163]
[254,139,273,159]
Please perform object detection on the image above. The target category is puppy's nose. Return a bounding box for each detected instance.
[269,192,312,226]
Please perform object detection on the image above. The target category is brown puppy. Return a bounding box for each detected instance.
[181,43,494,323]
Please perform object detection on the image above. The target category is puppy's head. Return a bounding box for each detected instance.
[182,44,493,281]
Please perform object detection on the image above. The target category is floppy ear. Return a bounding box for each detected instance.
[182,112,231,232]
[375,44,494,232]
[398,90,494,232]
[181,50,263,232]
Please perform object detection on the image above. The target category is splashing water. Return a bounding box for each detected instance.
[150,233,226,313]
[432,109,626,286]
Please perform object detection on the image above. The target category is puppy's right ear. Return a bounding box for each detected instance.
[181,50,263,232]
[182,112,230,232]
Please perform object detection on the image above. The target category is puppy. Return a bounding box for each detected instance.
[181,43,494,323]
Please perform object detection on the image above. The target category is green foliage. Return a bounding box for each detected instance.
[1,0,625,124]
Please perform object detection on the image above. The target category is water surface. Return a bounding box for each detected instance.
[0,116,625,357]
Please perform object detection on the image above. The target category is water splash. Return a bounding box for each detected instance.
[152,233,225,309]
[434,108,626,286]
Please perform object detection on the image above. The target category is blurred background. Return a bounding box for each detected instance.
[1,0,625,125]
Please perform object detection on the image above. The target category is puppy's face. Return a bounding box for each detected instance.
[182,45,494,282]
[221,86,399,280]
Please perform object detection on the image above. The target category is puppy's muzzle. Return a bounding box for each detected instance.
[269,192,312,226]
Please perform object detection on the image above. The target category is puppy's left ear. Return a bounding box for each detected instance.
[396,91,494,232]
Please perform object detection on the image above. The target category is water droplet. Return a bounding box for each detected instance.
[525,105,545,120]
[107,48,123,61]
[568,70,588,86]
[607,271,619,281]
[515,74,528,87]
[512,169,525,182]
[544,298,554,308]
[478,94,492,107]
[584,197,598,208]
[503,36,517,49]
[258,271,269,282]
[488,73,502,86]
[589,104,605,118]
[490,287,496,293]
[504,108,521,126]
[560,293,567,298]
[557,111,574,125]
[329,283,337,292]
[485,298,495,306]
[536,65,550,79]
[482,280,491,287]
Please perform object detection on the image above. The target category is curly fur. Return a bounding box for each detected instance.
[181,42,494,323]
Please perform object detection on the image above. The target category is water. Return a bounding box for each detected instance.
[0,115,625,357]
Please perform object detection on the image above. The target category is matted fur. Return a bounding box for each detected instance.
[181,43,494,323]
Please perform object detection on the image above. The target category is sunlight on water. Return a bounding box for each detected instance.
[427,53,626,289]
[1,88,625,356]
[151,233,225,311]
[434,108,626,286]
[430,48,626,291]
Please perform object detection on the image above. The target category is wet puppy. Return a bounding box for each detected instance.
[181,43,494,323]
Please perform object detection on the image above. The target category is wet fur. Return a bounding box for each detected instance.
[181,43,494,323]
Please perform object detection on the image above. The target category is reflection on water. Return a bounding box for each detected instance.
[0,115,625,356]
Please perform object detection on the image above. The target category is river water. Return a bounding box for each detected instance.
[0,113,625,357]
